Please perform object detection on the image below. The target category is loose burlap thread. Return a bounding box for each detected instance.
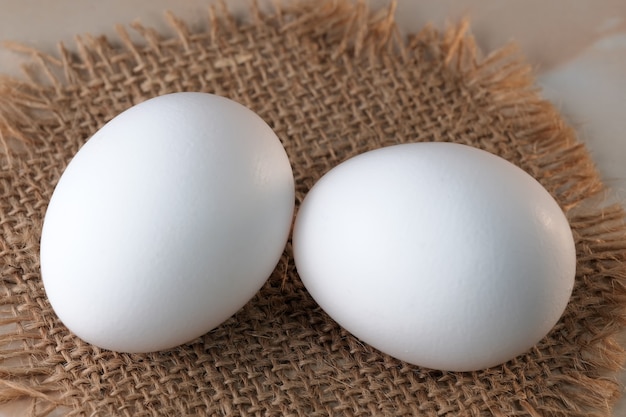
[1,1,626,416]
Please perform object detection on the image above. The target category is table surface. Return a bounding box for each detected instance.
[1,1,625,416]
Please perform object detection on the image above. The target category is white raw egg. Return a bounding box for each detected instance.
[40,92,294,353]
[293,142,576,372]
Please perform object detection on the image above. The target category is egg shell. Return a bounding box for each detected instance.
[292,142,576,372]
[40,92,295,353]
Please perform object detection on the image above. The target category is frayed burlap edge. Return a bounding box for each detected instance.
[0,1,625,416]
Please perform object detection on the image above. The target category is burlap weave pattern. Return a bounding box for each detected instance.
[1,1,625,416]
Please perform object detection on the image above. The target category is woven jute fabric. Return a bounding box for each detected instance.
[1,1,626,416]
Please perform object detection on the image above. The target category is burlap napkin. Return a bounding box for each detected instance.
[1,1,625,416]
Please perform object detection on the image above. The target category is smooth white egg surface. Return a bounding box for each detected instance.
[293,142,576,372]
[40,92,295,353]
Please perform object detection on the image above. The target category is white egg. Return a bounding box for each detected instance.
[40,92,294,353]
[293,142,576,372]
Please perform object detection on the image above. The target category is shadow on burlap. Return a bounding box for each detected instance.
[1,1,625,416]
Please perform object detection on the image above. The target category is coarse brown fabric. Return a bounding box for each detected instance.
[1,1,625,416]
